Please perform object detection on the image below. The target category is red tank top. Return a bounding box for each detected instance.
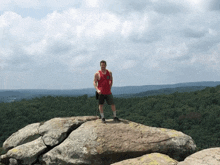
[97,70,112,95]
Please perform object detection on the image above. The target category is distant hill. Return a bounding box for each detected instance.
[0,81,220,102]
[0,91,24,97]
[0,91,26,103]
[112,81,220,96]
[114,86,207,98]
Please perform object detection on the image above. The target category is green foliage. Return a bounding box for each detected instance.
[0,86,220,154]
[0,147,6,156]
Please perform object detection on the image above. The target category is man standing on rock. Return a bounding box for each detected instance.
[93,60,120,123]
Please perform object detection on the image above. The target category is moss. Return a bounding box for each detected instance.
[10,148,19,153]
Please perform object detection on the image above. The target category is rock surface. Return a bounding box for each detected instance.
[1,137,47,165]
[39,116,96,146]
[1,116,98,164]
[40,119,196,165]
[111,153,178,165]
[3,123,41,151]
[177,147,220,165]
[0,116,197,165]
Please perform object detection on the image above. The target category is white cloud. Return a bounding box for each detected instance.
[120,13,150,40]
[1,0,220,89]
[68,54,94,71]
[121,21,133,38]
[83,0,99,8]
[121,60,137,70]
[186,0,206,10]
[190,44,220,71]
[84,12,120,38]
[0,0,81,11]
[0,0,40,10]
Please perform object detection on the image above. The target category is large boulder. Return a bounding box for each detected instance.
[1,137,47,165]
[177,147,220,165]
[1,116,98,164]
[111,153,178,165]
[40,119,196,165]
[3,123,41,151]
[39,116,98,146]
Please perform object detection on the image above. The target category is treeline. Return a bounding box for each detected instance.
[0,86,220,155]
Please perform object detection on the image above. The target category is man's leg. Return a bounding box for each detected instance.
[106,94,116,117]
[99,104,104,118]
[99,94,105,120]
[111,104,120,121]
[99,104,105,123]
[111,104,116,117]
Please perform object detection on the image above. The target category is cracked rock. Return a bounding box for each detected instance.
[1,137,47,165]
[3,123,41,151]
[40,119,196,164]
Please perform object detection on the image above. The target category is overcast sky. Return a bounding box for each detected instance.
[0,0,220,90]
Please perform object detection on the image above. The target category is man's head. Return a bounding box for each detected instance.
[100,60,107,70]
[100,60,107,66]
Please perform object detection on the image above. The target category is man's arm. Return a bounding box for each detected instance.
[93,73,98,91]
[109,71,113,88]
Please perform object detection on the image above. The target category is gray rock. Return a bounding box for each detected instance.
[9,158,18,165]
[40,119,196,165]
[177,147,220,165]
[111,153,178,165]
[0,116,197,165]
[3,123,41,151]
[1,137,47,165]
[39,116,99,147]
[40,120,99,165]
[1,116,99,165]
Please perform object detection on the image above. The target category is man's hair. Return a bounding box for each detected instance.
[100,60,107,66]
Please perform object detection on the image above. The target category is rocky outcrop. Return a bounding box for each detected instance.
[3,123,41,151]
[38,117,94,147]
[1,137,47,165]
[1,117,196,165]
[177,147,220,165]
[111,153,178,165]
[40,119,195,165]
[1,116,98,164]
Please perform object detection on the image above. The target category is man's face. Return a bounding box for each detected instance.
[100,63,106,70]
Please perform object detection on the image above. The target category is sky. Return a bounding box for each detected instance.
[0,0,220,90]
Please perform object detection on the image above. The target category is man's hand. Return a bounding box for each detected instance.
[97,89,101,95]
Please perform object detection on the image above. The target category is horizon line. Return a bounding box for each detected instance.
[0,80,220,90]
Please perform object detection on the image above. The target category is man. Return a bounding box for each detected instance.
[93,60,120,123]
